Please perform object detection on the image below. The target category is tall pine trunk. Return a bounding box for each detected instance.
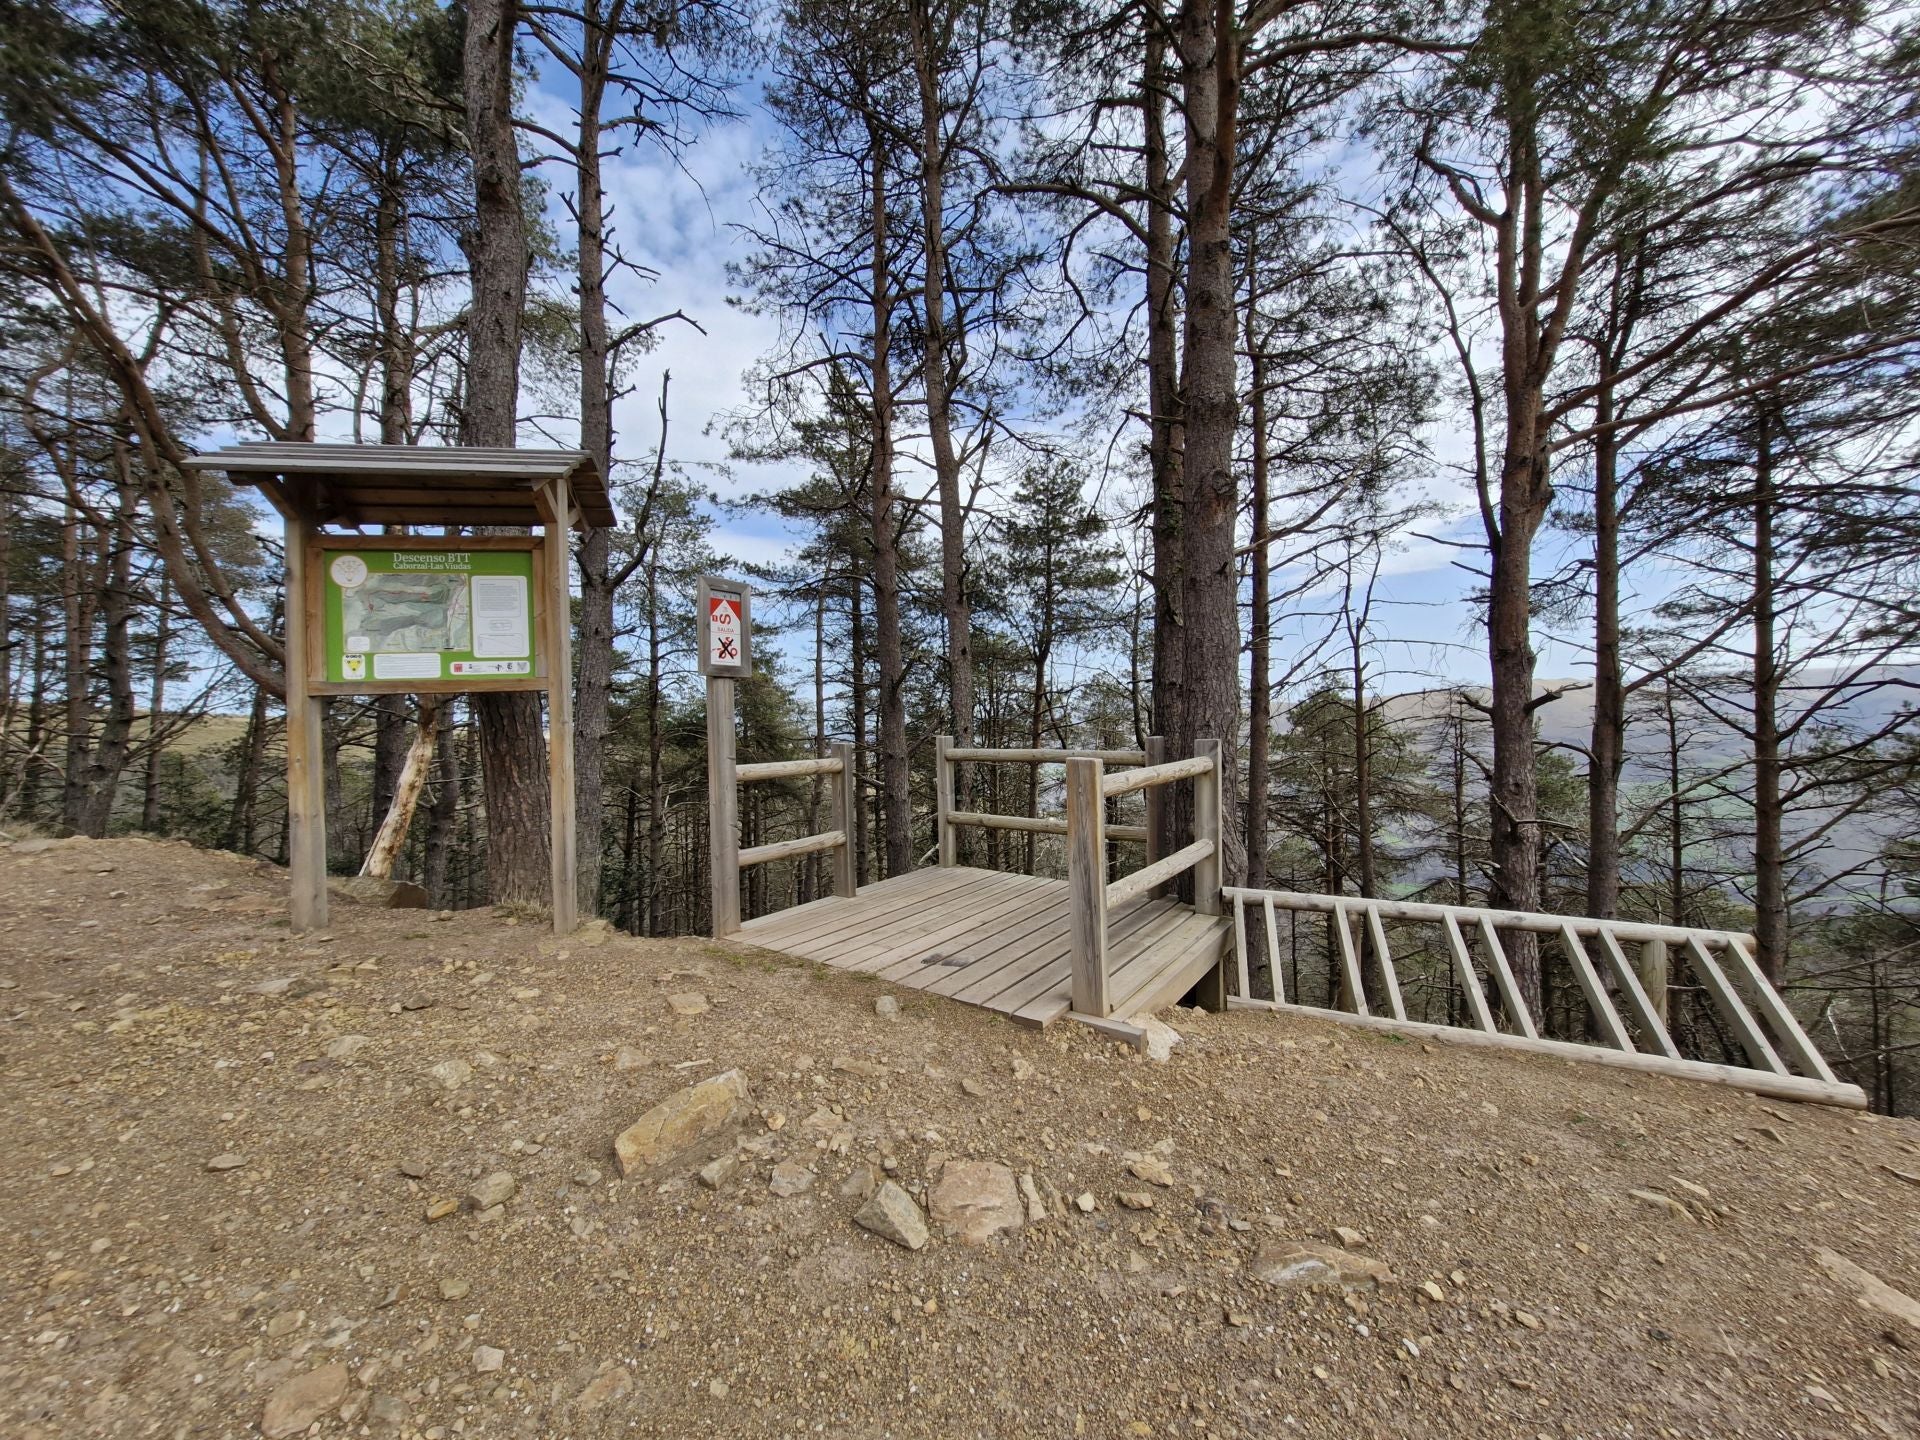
[1751,405,1786,982]
[866,123,911,878]
[908,0,974,845]
[1172,0,1243,880]
[463,0,553,906]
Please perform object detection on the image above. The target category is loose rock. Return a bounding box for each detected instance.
[874,995,900,1019]
[473,1345,505,1373]
[666,991,710,1017]
[427,1058,472,1090]
[206,1153,246,1172]
[261,1363,350,1439]
[1246,1242,1394,1291]
[854,1180,930,1250]
[769,1160,816,1197]
[929,1160,1024,1244]
[699,1153,741,1190]
[469,1170,517,1209]
[613,1068,752,1177]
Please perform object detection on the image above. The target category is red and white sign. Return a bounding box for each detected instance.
[708,595,742,667]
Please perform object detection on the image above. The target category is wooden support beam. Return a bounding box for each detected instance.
[707,676,739,937]
[830,741,858,899]
[1262,894,1285,1003]
[1332,902,1369,1016]
[1106,838,1214,910]
[1364,902,1407,1021]
[1477,915,1538,1039]
[1223,998,1867,1110]
[1683,936,1787,1075]
[541,477,578,936]
[1066,756,1110,1017]
[1720,936,1837,1082]
[737,829,847,869]
[1192,738,1222,916]
[1595,929,1681,1059]
[1232,893,1251,1000]
[934,734,956,866]
[1559,923,1634,1052]
[1143,734,1166,894]
[1441,913,1497,1034]
[282,511,328,932]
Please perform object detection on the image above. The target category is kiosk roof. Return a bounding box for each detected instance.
[182,442,616,531]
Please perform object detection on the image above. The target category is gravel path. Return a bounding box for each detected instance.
[2,836,1916,1439]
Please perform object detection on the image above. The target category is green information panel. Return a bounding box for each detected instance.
[320,547,537,686]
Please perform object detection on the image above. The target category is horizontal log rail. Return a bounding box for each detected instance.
[1106,838,1213,910]
[1100,752,1214,799]
[944,745,1149,766]
[737,756,844,783]
[946,810,1149,843]
[1224,886,1858,1106]
[738,828,847,869]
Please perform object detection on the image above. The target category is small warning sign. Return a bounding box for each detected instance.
[696,577,751,678]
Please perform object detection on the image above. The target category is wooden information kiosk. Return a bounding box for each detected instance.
[182,443,615,936]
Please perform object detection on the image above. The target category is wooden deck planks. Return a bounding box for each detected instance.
[735,866,1228,1031]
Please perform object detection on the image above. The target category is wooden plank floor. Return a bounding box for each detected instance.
[736,866,1231,1028]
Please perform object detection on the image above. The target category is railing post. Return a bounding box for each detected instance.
[707,676,740,937]
[1193,737,1222,916]
[1143,734,1166,894]
[1638,939,1670,1026]
[1066,756,1110,1016]
[934,733,956,866]
[831,740,858,898]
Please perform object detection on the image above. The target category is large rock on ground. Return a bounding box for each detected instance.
[1246,1241,1393,1291]
[854,1181,929,1250]
[929,1160,1024,1244]
[261,1362,350,1438]
[330,875,429,909]
[613,1069,751,1177]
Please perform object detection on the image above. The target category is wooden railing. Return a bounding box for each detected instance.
[932,735,1163,862]
[1067,739,1222,1018]
[710,740,856,935]
[1222,887,1866,1108]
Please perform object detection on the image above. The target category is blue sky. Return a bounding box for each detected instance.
[518,61,1609,696]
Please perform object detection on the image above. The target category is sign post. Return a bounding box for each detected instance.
[698,576,752,936]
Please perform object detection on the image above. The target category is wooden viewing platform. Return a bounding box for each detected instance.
[708,725,1233,1034]
[737,864,1232,1029]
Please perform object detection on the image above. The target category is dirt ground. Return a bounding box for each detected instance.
[2,836,1917,1440]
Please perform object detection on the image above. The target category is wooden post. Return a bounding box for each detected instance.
[541,477,578,935]
[283,512,328,931]
[830,739,858,898]
[934,733,955,866]
[1193,737,1222,916]
[708,676,740,935]
[1067,756,1110,1016]
[1143,734,1166,896]
[1638,939,1670,1026]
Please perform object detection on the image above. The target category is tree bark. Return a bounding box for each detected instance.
[1245,307,1270,891]
[463,0,553,907]
[1172,0,1244,883]
[570,1,616,918]
[1751,405,1786,982]
[1586,367,1623,919]
[866,123,912,878]
[908,0,975,850]
[1145,8,1185,774]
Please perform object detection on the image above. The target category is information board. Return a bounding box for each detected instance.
[319,544,538,688]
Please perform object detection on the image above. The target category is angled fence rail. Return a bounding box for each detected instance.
[1223,888,1866,1109]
